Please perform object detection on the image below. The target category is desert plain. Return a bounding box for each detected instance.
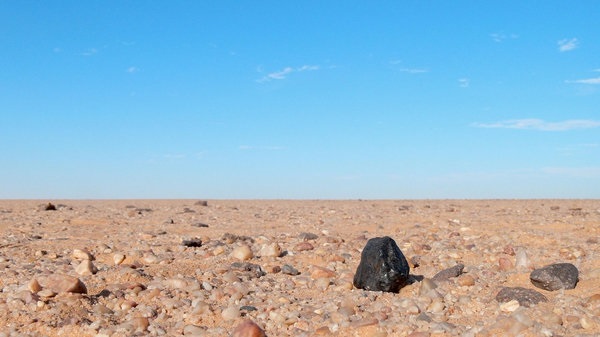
[0,199,599,337]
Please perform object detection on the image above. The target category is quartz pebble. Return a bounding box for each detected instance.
[259,243,282,257]
[37,274,87,294]
[75,259,98,275]
[231,245,254,261]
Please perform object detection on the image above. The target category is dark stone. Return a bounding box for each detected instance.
[353,236,410,293]
[195,200,208,206]
[530,263,579,291]
[182,238,202,247]
[230,262,265,279]
[432,264,465,282]
[44,203,57,211]
[240,305,257,312]
[191,222,209,228]
[281,264,299,276]
[298,232,319,241]
[496,286,548,307]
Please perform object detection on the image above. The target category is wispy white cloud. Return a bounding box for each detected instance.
[458,78,470,88]
[490,32,519,42]
[472,118,600,131]
[399,68,428,74]
[81,48,98,56]
[566,77,600,85]
[126,66,139,73]
[257,65,319,83]
[558,38,578,52]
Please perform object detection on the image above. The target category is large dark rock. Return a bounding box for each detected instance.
[530,263,579,291]
[353,236,410,293]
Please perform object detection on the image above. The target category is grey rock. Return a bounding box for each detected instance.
[530,263,579,291]
[298,232,319,241]
[353,236,410,293]
[496,286,548,307]
[281,264,299,276]
[432,263,465,282]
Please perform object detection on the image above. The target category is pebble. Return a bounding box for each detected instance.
[530,263,579,291]
[294,242,314,251]
[113,253,126,265]
[37,274,87,294]
[498,256,513,271]
[221,305,240,320]
[495,286,548,307]
[432,263,464,282]
[75,259,98,275]
[281,264,299,276]
[298,232,319,241]
[72,249,94,261]
[231,319,266,337]
[259,243,282,257]
[353,236,410,292]
[311,266,336,279]
[231,245,254,261]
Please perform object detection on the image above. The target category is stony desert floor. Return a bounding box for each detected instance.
[1,199,599,337]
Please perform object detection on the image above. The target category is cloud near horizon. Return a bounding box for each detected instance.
[472,119,600,131]
[257,65,319,83]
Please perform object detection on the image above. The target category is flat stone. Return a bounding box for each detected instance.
[294,241,314,251]
[298,232,319,241]
[281,264,299,276]
[530,263,579,291]
[496,286,548,307]
[38,274,87,294]
[432,264,464,282]
[353,236,410,293]
[182,238,202,247]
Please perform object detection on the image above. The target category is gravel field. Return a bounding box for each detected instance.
[1,199,599,337]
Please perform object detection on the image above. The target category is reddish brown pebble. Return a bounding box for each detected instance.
[294,242,314,251]
[311,266,337,279]
[231,319,266,337]
[498,257,514,271]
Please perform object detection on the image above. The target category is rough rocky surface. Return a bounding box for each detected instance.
[1,199,600,336]
[530,262,579,291]
[353,236,410,293]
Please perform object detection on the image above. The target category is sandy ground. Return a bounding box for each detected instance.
[0,199,599,336]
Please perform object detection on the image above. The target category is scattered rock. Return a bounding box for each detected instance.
[496,287,548,307]
[298,232,319,241]
[231,245,254,261]
[231,319,266,337]
[230,262,265,279]
[191,222,209,228]
[75,259,98,275]
[432,263,464,282]
[530,263,579,291]
[281,264,299,276]
[195,200,209,206]
[37,274,87,294]
[353,236,410,293]
[294,241,314,251]
[72,248,94,261]
[113,253,126,265]
[259,243,282,257]
[44,203,57,211]
[182,238,203,247]
[311,266,336,279]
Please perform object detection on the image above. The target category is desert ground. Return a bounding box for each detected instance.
[0,199,599,337]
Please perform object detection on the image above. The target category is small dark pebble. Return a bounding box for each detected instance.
[240,305,257,312]
[191,223,209,228]
[230,262,265,279]
[44,203,57,211]
[281,264,299,276]
[195,200,208,206]
[182,238,202,247]
[496,286,548,307]
[432,263,464,282]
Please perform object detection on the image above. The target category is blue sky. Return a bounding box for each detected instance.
[1,1,599,199]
